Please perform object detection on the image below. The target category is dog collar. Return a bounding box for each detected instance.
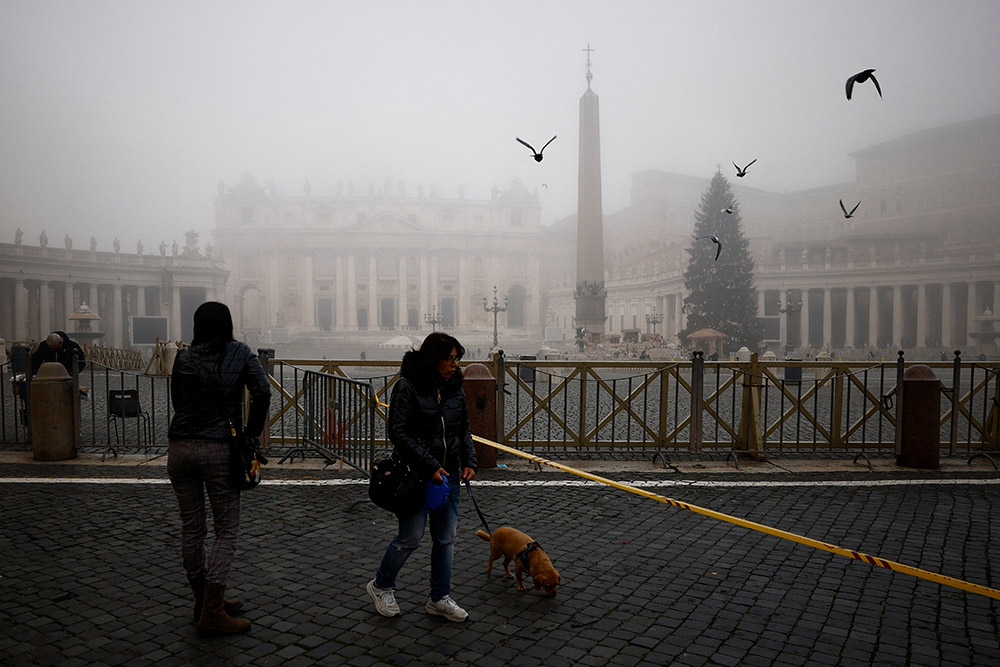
[516,541,541,565]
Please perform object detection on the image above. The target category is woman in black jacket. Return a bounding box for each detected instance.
[367,332,478,622]
[167,302,270,634]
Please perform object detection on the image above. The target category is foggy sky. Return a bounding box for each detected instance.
[2,1,999,251]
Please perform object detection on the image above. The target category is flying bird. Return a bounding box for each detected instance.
[516,136,557,162]
[846,69,881,100]
[696,235,722,261]
[722,205,734,214]
[733,159,756,177]
[839,199,861,218]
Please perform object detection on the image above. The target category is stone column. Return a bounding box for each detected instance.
[171,286,182,341]
[993,281,1000,325]
[397,256,407,329]
[800,289,810,349]
[430,255,439,319]
[26,283,39,341]
[892,284,903,348]
[335,255,346,330]
[303,253,315,329]
[457,255,468,328]
[868,286,878,347]
[14,279,28,340]
[39,281,51,337]
[112,284,123,347]
[941,283,952,348]
[779,294,788,350]
[64,282,75,331]
[822,288,832,349]
[368,255,378,329]
[136,285,146,317]
[267,256,280,329]
[967,281,978,348]
[845,287,855,348]
[916,284,927,348]
[757,290,765,317]
[346,255,357,329]
[419,255,429,327]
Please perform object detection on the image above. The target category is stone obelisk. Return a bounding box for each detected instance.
[574,44,606,338]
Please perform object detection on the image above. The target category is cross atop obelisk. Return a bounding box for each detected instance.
[583,43,595,87]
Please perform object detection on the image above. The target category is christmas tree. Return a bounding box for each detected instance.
[680,169,763,351]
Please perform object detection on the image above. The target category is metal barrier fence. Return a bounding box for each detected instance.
[4,352,998,465]
[268,364,376,473]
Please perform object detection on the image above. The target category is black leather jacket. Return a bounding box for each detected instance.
[168,341,271,442]
[388,349,477,479]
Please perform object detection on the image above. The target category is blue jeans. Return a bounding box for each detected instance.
[375,477,461,601]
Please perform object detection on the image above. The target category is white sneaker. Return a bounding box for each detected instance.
[425,595,468,622]
[366,579,400,617]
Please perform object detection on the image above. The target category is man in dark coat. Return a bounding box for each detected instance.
[30,331,86,376]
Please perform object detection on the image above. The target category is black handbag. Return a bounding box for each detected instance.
[369,453,426,516]
[227,419,267,491]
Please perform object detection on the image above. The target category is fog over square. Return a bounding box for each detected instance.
[2,1,999,248]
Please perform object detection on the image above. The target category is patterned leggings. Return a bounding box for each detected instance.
[167,440,241,585]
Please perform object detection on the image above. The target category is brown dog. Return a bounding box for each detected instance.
[476,527,560,596]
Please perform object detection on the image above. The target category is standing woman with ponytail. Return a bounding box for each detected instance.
[167,302,270,634]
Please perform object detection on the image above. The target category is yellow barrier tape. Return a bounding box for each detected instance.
[474,436,1000,601]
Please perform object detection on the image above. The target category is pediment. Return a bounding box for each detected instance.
[349,211,427,233]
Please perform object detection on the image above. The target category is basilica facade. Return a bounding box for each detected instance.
[213,175,545,340]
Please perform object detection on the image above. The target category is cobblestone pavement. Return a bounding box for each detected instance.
[2,459,999,666]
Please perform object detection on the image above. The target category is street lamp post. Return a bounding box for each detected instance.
[482,285,508,349]
[777,295,803,353]
[423,304,443,332]
[645,306,664,335]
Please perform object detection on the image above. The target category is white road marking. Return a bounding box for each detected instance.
[1,477,998,488]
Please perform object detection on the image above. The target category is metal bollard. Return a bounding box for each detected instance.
[462,363,497,469]
[30,362,80,461]
[897,364,941,469]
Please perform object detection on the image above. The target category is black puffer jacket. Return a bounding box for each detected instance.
[388,349,477,479]
[168,341,271,442]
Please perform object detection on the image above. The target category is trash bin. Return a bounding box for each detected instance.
[30,362,80,461]
[783,359,802,384]
[897,364,941,469]
[11,343,30,375]
[518,355,536,381]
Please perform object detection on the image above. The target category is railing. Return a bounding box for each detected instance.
[4,353,998,465]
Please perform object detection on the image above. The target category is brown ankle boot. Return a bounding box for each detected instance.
[198,581,251,634]
[188,575,244,623]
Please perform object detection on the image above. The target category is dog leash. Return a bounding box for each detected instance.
[463,479,493,536]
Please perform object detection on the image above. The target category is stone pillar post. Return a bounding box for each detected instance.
[994,281,1000,320]
[822,287,832,349]
[941,283,952,348]
[266,256,280,329]
[39,281,51,337]
[967,281,978,348]
[800,288,810,349]
[27,282,39,341]
[868,286,878,347]
[397,256,407,329]
[303,253,315,330]
[14,279,28,340]
[113,284,123,348]
[171,286,182,341]
[845,287,855,348]
[779,293,788,350]
[368,255,378,329]
[346,255,357,329]
[136,285,146,317]
[457,255,468,328]
[916,284,927,348]
[64,282,75,331]
[757,290,765,317]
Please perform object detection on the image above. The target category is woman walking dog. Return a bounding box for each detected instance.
[367,332,478,621]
